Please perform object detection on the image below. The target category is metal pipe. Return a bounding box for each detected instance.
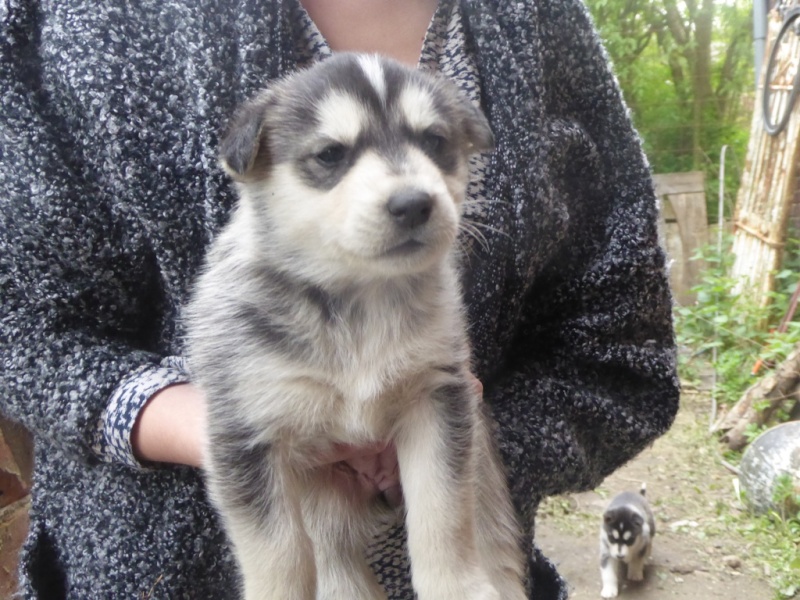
[754,0,769,89]
[711,144,729,432]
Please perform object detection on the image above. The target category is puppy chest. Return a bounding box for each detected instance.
[308,339,455,441]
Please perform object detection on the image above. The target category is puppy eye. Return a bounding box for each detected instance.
[420,131,446,155]
[315,143,347,166]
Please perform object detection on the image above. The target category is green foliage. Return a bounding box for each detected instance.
[727,507,800,599]
[737,486,800,600]
[676,238,800,598]
[674,235,800,407]
[585,0,754,222]
[772,473,800,520]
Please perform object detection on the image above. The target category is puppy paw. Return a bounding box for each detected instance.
[471,582,501,600]
[600,584,619,598]
[627,561,646,582]
[416,576,499,600]
[491,579,527,600]
[456,577,500,600]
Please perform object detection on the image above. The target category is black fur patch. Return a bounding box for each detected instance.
[248,265,345,325]
[211,431,275,524]
[434,364,462,376]
[431,381,475,479]
[219,95,274,178]
[233,302,297,355]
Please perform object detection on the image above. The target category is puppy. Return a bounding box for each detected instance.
[599,485,655,598]
[186,54,527,600]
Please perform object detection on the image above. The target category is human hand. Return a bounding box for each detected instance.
[318,441,403,507]
[132,383,206,468]
[313,372,483,507]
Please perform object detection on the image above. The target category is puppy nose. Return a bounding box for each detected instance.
[387,190,434,229]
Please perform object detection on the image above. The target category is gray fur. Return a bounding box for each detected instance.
[186,54,523,600]
[599,486,655,598]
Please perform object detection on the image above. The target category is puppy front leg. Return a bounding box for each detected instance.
[472,414,528,600]
[599,551,619,598]
[206,437,316,600]
[301,468,389,600]
[395,383,498,600]
[626,545,648,582]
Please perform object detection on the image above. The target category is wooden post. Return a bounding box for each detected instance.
[0,417,32,598]
[713,343,800,451]
[654,171,708,306]
[730,9,800,306]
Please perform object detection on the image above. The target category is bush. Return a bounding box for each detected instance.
[674,235,800,408]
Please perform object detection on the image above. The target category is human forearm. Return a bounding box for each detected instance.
[132,383,207,468]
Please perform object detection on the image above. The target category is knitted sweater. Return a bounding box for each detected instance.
[0,0,680,598]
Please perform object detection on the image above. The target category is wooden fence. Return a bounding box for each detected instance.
[731,7,800,305]
[654,171,708,305]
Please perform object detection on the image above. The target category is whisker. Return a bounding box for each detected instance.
[464,196,513,207]
[462,196,514,212]
[463,218,511,241]
[458,221,490,253]
[452,235,479,271]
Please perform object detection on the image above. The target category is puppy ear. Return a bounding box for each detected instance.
[460,100,494,153]
[219,91,274,181]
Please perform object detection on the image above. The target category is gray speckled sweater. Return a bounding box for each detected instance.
[0,0,679,598]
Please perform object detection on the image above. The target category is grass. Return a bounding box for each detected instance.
[672,237,800,598]
[718,463,800,599]
[736,511,800,599]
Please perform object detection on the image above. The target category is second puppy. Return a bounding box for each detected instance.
[187,54,527,600]
[599,485,656,598]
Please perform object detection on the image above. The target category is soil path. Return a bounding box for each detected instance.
[534,391,776,599]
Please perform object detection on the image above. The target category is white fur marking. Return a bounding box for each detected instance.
[400,85,439,132]
[623,531,632,541]
[358,55,387,103]
[316,91,369,145]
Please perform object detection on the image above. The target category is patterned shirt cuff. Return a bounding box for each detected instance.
[94,356,192,468]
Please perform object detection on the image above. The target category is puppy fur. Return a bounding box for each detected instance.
[186,54,526,600]
[599,486,656,598]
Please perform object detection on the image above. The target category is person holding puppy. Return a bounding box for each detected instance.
[0,0,679,598]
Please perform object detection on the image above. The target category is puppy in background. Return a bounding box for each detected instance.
[186,54,527,600]
[599,484,656,598]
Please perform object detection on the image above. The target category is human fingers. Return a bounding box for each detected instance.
[316,440,389,466]
[468,372,483,398]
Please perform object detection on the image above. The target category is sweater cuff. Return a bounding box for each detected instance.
[94,356,191,468]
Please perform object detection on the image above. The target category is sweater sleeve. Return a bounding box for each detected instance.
[485,0,680,520]
[95,359,192,468]
[0,4,171,466]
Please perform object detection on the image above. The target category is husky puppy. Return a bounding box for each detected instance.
[186,54,526,600]
[599,485,656,598]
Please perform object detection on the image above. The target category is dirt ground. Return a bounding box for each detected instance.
[534,389,779,600]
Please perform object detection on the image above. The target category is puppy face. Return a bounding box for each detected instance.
[602,508,645,560]
[219,54,493,282]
